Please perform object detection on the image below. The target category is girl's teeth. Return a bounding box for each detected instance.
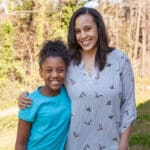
[51,81,59,84]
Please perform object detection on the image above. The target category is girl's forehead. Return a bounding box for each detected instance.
[41,57,66,68]
[41,56,61,64]
[44,56,64,62]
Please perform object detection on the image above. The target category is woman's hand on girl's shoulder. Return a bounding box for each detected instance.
[18,92,32,109]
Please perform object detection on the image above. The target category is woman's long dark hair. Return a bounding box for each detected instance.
[68,7,114,71]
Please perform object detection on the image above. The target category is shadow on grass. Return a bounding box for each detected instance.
[130,99,150,150]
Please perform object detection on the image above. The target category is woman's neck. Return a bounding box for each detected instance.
[81,50,96,75]
[82,49,96,59]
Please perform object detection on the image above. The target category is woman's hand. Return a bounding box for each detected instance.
[18,92,32,109]
[119,125,132,150]
[119,145,129,150]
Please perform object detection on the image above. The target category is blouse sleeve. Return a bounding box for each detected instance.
[120,52,137,133]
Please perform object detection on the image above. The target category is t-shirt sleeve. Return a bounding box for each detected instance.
[18,94,38,123]
[119,52,137,133]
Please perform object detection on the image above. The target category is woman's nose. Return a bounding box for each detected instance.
[80,31,87,38]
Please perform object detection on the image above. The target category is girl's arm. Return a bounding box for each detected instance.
[119,125,132,150]
[15,119,31,150]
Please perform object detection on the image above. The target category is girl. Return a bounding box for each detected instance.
[15,40,71,150]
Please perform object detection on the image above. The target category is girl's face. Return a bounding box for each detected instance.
[39,56,66,96]
[75,14,98,53]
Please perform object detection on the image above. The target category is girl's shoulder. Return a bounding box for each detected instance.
[27,88,39,98]
[27,87,44,104]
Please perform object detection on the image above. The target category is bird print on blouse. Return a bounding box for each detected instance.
[124,110,129,116]
[109,85,115,89]
[95,92,103,98]
[112,137,118,142]
[84,120,92,126]
[120,72,123,76]
[97,124,103,131]
[85,107,91,112]
[106,100,111,105]
[83,144,90,150]
[105,63,112,67]
[73,132,79,138]
[70,78,76,84]
[79,92,86,98]
[98,144,106,150]
[108,115,114,120]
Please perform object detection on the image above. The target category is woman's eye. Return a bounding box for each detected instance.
[85,27,91,31]
[75,30,80,34]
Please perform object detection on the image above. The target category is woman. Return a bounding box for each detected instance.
[19,7,137,150]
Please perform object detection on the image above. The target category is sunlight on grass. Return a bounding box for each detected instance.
[130,135,150,146]
[130,100,150,149]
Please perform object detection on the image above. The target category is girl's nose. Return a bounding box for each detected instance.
[51,70,58,77]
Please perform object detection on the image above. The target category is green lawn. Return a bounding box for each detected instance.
[130,100,150,150]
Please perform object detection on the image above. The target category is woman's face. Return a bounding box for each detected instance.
[75,14,98,53]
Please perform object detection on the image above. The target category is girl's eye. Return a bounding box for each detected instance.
[46,70,52,73]
[58,69,65,73]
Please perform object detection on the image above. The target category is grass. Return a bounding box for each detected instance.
[129,76,150,149]
[129,100,150,149]
[130,76,150,150]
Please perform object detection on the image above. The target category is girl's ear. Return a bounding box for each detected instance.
[39,68,43,78]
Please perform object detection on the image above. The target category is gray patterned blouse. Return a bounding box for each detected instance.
[65,49,137,150]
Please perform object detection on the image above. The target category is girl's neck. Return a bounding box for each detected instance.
[39,86,60,97]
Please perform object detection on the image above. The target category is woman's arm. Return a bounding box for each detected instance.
[15,119,31,150]
[18,92,32,109]
[119,52,137,150]
[119,124,132,150]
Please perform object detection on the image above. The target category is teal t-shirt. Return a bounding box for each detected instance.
[18,86,71,150]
